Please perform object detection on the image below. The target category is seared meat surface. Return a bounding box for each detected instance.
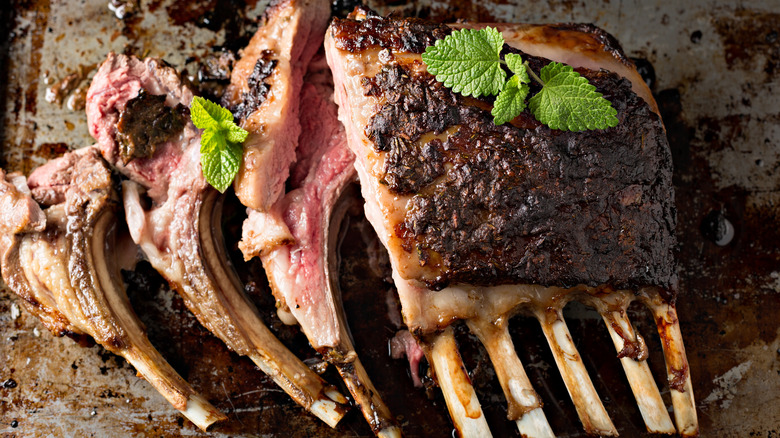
[327,9,697,437]
[330,12,675,292]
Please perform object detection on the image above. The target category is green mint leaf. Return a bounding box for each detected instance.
[504,53,529,83]
[491,74,530,125]
[200,129,242,193]
[220,119,249,144]
[421,27,506,97]
[190,96,234,130]
[528,62,619,131]
[190,97,247,192]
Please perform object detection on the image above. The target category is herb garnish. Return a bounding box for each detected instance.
[421,27,619,131]
[189,96,248,192]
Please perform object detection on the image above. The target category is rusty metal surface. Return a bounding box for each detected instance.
[1,0,779,437]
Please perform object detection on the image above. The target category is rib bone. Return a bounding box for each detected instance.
[641,289,699,437]
[124,181,348,428]
[87,53,349,427]
[582,289,675,434]
[466,317,555,438]
[428,326,492,438]
[0,151,226,431]
[534,305,618,436]
[325,186,401,437]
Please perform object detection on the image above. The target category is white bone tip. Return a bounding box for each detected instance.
[183,393,227,431]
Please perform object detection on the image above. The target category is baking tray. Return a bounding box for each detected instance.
[1,0,778,436]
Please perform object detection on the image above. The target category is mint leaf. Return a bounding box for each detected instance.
[491,75,530,125]
[504,53,528,82]
[201,136,242,193]
[189,97,248,192]
[221,120,249,143]
[421,27,506,97]
[191,96,233,128]
[528,62,619,131]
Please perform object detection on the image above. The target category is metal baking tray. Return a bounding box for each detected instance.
[1,0,778,436]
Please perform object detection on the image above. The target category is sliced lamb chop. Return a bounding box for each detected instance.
[258,53,400,437]
[223,0,399,433]
[86,52,349,427]
[326,8,697,437]
[221,0,330,259]
[0,149,226,431]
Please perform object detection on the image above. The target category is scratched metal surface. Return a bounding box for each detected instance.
[1,0,779,437]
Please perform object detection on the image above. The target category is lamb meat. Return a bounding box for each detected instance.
[258,52,399,436]
[0,148,226,431]
[86,52,349,427]
[326,8,697,437]
[223,0,399,433]
[221,0,330,259]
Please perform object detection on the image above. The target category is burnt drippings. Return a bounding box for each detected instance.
[196,49,236,101]
[700,210,735,246]
[198,50,235,82]
[631,57,656,91]
[115,91,188,164]
[224,51,277,121]
[712,9,780,79]
[331,7,451,54]
[331,0,362,18]
[365,57,676,292]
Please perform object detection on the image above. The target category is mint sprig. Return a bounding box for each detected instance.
[528,62,618,131]
[190,96,248,192]
[421,27,506,97]
[421,27,619,131]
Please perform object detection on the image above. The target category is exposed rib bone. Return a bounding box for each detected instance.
[642,289,699,437]
[467,317,554,438]
[325,188,400,437]
[428,327,492,438]
[534,306,618,436]
[198,189,349,428]
[86,51,349,426]
[0,154,226,431]
[582,289,675,434]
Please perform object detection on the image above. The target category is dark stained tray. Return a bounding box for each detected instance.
[1,1,778,436]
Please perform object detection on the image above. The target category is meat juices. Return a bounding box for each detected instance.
[326,8,697,437]
[0,149,226,431]
[225,0,398,434]
[86,52,349,427]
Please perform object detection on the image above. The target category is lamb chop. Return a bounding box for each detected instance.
[222,1,399,434]
[223,0,330,257]
[0,148,226,431]
[326,8,698,437]
[85,52,349,427]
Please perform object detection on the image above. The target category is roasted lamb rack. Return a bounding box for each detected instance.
[326,8,698,437]
[85,52,349,427]
[223,0,398,434]
[0,149,226,431]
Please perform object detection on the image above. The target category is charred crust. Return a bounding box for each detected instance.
[363,65,461,152]
[331,12,451,53]
[224,51,277,120]
[116,90,188,165]
[381,137,446,194]
[364,55,676,291]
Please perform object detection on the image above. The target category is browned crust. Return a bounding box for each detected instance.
[337,13,677,293]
